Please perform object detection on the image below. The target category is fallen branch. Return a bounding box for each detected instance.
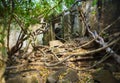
[100,17,120,35]
[87,53,111,70]
[77,37,98,49]
[50,49,60,61]
[80,9,120,64]
[6,63,27,70]
[88,28,120,64]
[45,37,120,67]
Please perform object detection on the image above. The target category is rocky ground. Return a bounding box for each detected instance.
[5,39,120,83]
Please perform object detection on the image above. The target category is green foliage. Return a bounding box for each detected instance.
[92,0,98,6]
[63,0,74,8]
[0,0,75,58]
[0,25,7,60]
[0,0,75,25]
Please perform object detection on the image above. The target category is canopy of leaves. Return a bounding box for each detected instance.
[0,0,75,56]
[0,0,75,26]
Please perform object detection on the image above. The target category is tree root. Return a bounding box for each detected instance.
[44,37,120,67]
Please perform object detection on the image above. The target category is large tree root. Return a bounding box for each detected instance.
[45,37,120,67]
[87,26,120,64]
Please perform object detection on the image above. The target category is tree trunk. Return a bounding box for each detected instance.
[0,60,5,83]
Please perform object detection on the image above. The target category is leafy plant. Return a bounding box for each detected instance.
[92,0,98,6]
[0,0,76,59]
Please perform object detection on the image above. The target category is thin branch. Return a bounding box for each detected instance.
[50,49,60,61]
[6,64,26,70]
[16,30,22,45]
[87,53,111,69]
[100,17,120,35]
[1,0,7,8]
[7,16,12,51]
[78,37,98,48]
[13,14,27,34]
